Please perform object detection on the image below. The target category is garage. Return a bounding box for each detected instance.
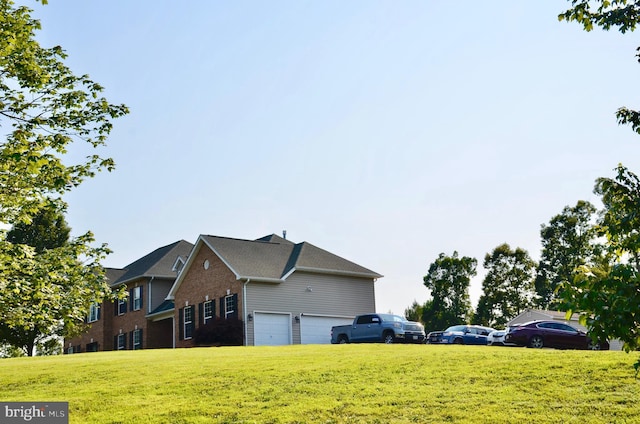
[253,312,291,346]
[300,315,354,344]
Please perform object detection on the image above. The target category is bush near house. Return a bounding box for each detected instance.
[193,318,243,346]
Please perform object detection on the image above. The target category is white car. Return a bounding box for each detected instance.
[486,329,507,346]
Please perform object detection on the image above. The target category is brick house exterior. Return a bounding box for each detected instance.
[64,240,193,353]
[169,234,382,347]
[66,233,382,351]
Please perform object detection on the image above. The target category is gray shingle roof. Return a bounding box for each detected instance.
[110,240,194,286]
[201,234,382,281]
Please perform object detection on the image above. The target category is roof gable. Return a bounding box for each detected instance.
[168,234,382,299]
[111,240,194,286]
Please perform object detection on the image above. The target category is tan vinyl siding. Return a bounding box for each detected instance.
[245,271,375,345]
[148,278,174,313]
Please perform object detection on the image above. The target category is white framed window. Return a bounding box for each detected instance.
[184,306,193,340]
[133,286,142,311]
[203,300,213,324]
[225,295,235,319]
[117,298,126,315]
[117,333,126,350]
[88,303,100,323]
[133,329,142,350]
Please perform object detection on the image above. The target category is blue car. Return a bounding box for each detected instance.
[427,325,495,345]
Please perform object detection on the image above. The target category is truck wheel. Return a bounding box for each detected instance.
[383,332,395,344]
[338,335,348,344]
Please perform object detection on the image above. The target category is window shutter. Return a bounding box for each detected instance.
[139,329,143,349]
[198,303,203,326]
[113,335,117,350]
[231,294,238,319]
[139,285,143,310]
[129,288,134,311]
[97,305,101,321]
[189,305,195,336]
[220,298,225,319]
[114,301,118,316]
[179,307,184,340]
[129,331,133,350]
[212,301,216,318]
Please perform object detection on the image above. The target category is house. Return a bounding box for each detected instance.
[169,234,382,346]
[507,309,623,350]
[64,240,194,353]
[66,233,382,351]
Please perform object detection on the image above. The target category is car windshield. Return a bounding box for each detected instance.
[378,314,405,322]
[445,325,467,332]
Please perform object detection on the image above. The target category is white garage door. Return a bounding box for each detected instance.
[254,312,291,346]
[300,315,354,344]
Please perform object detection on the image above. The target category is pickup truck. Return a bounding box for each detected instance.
[330,313,425,344]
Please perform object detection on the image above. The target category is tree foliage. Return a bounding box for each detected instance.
[6,202,70,252]
[403,300,424,324]
[559,1,640,134]
[0,0,128,353]
[534,200,605,310]
[475,243,536,328]
[562,166,640,371]
[422,252,476,332]
[0,0,128,224]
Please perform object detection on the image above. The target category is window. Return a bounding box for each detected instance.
[357,315,374,325]
[184,306,194,340]
[86,342,99,352]
[172,256,185,273]
[203,301,213,324]
[133,329,142,350]
[88,303,100,323]
[117,333,126,350]
[117,298,127,315]
[132,286,142,311]
[225,295,235,319]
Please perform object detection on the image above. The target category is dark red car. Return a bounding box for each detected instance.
[504,320,609,350]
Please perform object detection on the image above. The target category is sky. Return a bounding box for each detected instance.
[24,1,640,315]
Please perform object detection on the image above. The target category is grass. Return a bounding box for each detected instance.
[0,344,639,423]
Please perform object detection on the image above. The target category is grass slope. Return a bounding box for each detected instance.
[0,345,639,423]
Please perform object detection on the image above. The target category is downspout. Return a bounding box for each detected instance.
[147,276,155,314]
[243,278,250,346]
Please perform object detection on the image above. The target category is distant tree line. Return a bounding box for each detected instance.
[405,198,604,333]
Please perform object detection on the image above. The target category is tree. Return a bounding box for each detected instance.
[561,165,640,372]
[6,202,70,253]
[421,252,476,332]
[474,244,536,328]
[559,1,640,134]
[403,300,424,324]
[0,204,70,356]
[0,1,128,351]
[534,200,605,310]
[0,0,128,224]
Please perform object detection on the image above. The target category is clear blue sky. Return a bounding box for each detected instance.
[28,1,640,315]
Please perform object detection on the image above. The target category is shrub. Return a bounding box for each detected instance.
[193,318,243,346]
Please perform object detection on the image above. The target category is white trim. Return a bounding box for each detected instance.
[282,266,383,280]
[300,312,355,319]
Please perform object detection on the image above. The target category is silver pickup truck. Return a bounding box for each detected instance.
[330,313,425,344]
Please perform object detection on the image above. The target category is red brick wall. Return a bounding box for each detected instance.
[174,245,244,348]
[64,297,114,352]
[112,279,150,350]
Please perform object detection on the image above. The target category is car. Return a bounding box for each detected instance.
[486,329,508,346]
[504,320,609,350]
[427,325,495,345]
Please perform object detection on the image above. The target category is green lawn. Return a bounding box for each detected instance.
[0,344,638,423]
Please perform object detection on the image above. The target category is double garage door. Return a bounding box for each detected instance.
[253,312,352,346]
